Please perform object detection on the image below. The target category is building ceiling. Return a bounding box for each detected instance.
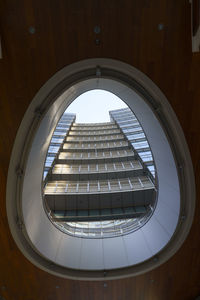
[0,1,200,299]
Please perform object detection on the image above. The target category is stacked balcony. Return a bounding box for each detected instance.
[44,121,156,223]
[110,108,156,178]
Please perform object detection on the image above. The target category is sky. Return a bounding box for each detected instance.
[65,89,127,123]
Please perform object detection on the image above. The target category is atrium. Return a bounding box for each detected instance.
[1,1,199,299]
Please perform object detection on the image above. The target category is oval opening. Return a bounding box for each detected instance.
[6,59,195,280]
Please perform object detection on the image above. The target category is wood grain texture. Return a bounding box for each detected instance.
[0,1,200,299]
[192,0,200,35]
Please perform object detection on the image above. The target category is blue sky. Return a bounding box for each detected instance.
[65,89,127,123]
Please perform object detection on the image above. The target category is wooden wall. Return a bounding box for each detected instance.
[0,1,200,299]
[192,0,200,35]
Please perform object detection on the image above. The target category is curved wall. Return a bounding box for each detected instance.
[6,59,195,280]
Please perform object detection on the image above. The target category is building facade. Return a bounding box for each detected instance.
[43,107,156,238]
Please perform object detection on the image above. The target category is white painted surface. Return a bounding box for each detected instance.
[80,238,104,270]
[21,77,180,270]
[103,236,128,269]
[123,229,152,265]
[56,235,82,269]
